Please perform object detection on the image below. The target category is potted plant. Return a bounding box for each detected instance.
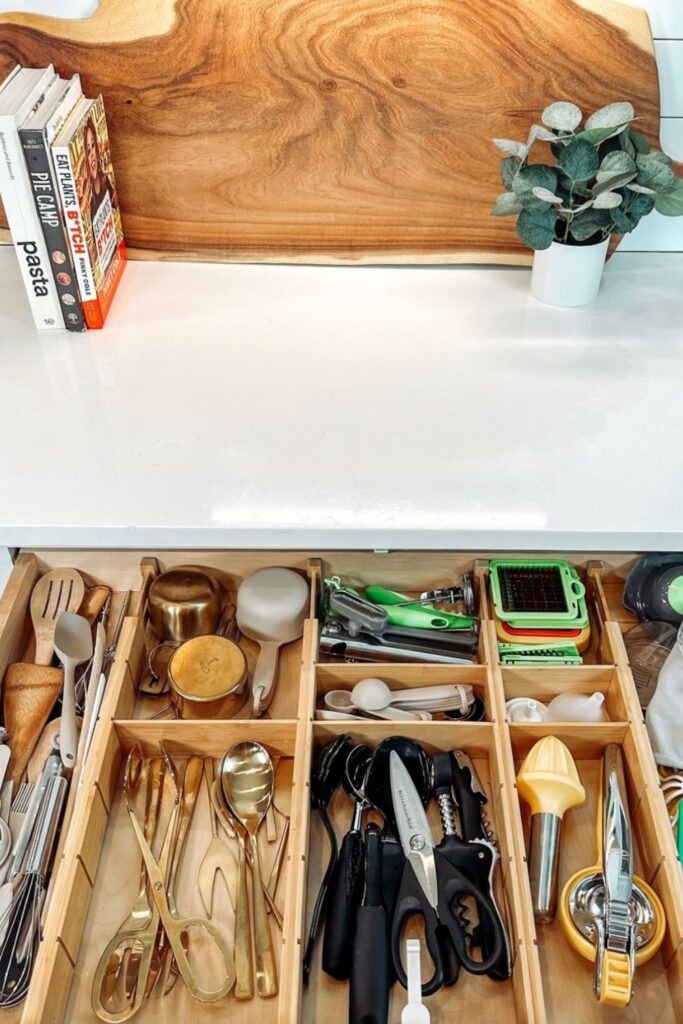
[491,101,683,306]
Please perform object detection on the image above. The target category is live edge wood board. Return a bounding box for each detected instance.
[0,0,662,264]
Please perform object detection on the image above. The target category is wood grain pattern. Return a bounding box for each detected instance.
[0,0,662,264]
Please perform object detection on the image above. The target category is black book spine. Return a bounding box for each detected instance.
[20,128,87,332]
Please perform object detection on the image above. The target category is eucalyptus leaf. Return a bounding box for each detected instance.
[627,182,656,195]
[516,208,557,250]
[585,101,634,130]
[629,193,656,218]
[592,191,622,209]
[557,199,594,215]
[532,186,563,204]
[619,129,636,159]
[528,124,558,144]
[542,101,582,132]
[569,209,611,241]
[558,139,599,182]
[592,171,636,195]
[491,191,524,216]
[648,150,673,167]
[576,122,630,145]
[493,138,528,158]
[501,156,522,190]
[654,181,683,217]
[611,207,636,233]
[512,163,558,196]
[629,129,650,155]
[636,154,677,195]
[596,150,636,180]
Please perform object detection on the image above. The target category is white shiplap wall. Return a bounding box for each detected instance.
[0,0,681,251]
[618,3,683,251]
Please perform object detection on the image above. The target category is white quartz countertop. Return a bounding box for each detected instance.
[1,245,682,553]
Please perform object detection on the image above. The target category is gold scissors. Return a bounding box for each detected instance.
[124,747,235,1004]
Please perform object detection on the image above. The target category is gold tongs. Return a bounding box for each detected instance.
[123,746,235,1003]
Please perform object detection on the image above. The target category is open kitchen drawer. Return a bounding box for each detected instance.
[0,549,680,1024]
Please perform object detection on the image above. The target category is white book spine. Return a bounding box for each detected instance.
[0,114,64,330]
[52,138,97,309]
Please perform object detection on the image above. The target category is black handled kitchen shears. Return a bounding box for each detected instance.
[389,752,504,996]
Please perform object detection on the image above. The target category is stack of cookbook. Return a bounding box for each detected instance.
[0,65,126,331]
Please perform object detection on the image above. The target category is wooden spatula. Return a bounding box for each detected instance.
[30,569,85,665]
[3,663,63,786]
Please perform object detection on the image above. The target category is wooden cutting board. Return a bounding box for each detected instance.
[0,0,662,264]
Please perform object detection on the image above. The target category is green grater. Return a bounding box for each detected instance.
[498,641,583,665]
[490,559,588,628]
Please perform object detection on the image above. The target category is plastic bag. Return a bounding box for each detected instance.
[647,623,683,770]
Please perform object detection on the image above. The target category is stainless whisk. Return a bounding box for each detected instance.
[0,773,67,1006]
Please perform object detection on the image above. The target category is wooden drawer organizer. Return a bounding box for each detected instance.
[0,550,681,1024]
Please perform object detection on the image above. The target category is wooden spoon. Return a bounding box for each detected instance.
[30,569,85,665]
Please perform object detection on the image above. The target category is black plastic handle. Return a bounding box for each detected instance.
[436,849,505,975]
[302,805,337,983]
[322,829,364,980]
[349,824,390,1024]
[390,859,444,996]
[437,834,511,980]
[350,907,390,1024]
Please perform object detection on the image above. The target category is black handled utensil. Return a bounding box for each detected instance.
[322,745,372,980]
[302,734,354,983]
[349,823,391,1024]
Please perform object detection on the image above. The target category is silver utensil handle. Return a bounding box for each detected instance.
[25,775,68,879]
[10,755,62,880]
[603,744,633,905]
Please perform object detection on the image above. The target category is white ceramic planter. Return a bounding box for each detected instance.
[531,237,609,307]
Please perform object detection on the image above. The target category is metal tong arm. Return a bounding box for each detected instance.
[126,795,234,1002]
[602,746,633,908]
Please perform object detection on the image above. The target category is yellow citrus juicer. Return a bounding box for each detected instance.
[516,736,586,923]
[559,744,665,1007]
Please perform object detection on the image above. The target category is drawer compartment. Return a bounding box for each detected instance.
[125,555,320,723]
[27,719,302,1024]
[315,663,495,722]
[507,725,683,1023]
[0,552,146,1021]
[300,722,533,1024]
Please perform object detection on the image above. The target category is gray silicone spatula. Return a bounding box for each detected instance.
[53,612,93,771]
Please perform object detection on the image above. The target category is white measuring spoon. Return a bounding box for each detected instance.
[352,677,472,712]
[324,690,429,721]
[54,613,93,771]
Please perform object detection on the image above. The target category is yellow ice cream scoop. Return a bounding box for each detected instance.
[559,745,665,1007]
[516,736,585,923]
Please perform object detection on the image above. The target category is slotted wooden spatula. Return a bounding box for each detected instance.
[30,569,85,665]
